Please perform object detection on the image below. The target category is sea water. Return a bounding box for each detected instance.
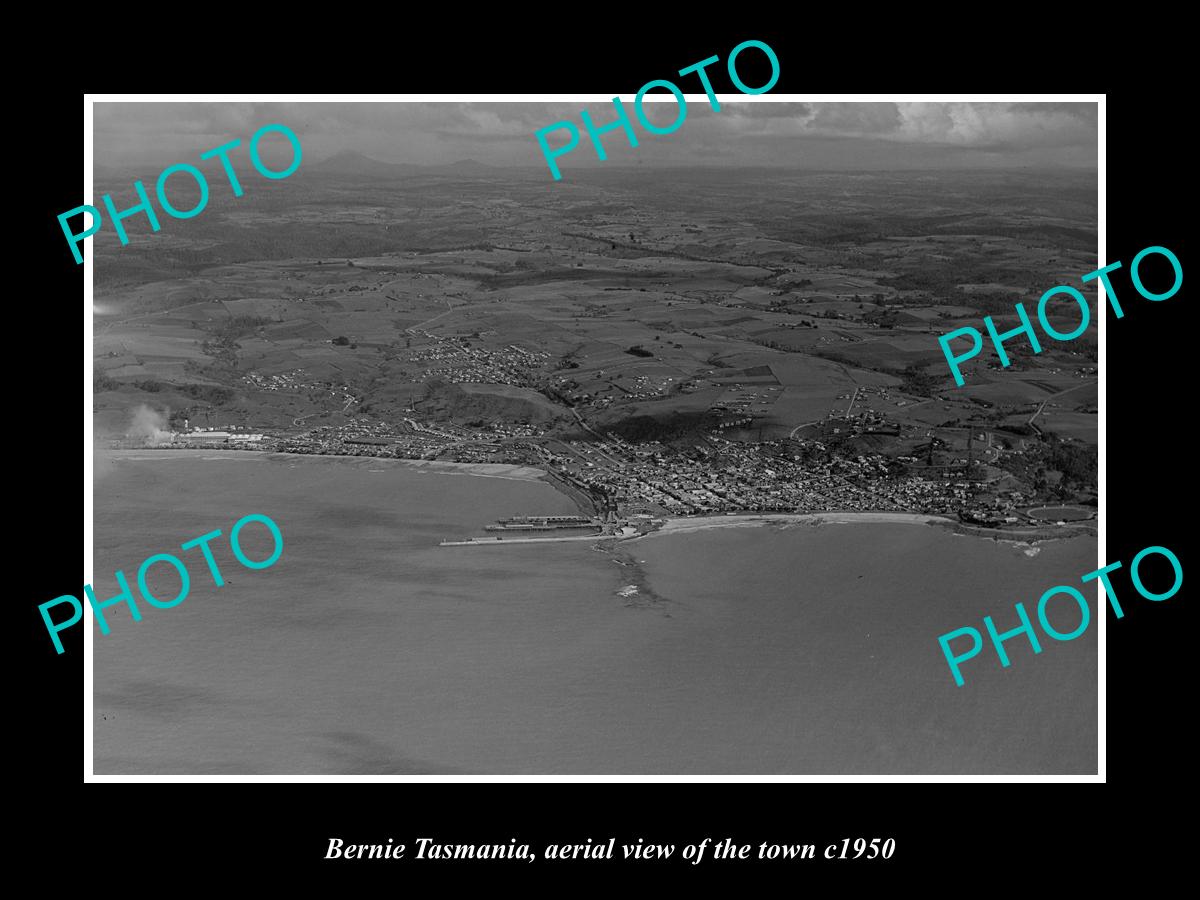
[93,452,1097,774]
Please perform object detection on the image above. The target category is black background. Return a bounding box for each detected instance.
[21,20,1188,887]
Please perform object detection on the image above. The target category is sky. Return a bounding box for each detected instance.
[94,100,1099,173]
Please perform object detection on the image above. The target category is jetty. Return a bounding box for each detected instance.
[440,534,611,546]
[439,514,644,547]
[483,514,601,534]
[487,518,600,532]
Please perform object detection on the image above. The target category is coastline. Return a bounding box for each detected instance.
[637,511,951,540]
[96,441,1098,774]
[106,450,1089,548]
[637,512,1092,548]
[104,448,549,483]
[441,512,954,548]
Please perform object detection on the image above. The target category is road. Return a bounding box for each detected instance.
[567,410,623,465]
[95,299,215,337]
[406,298,460,335]
[787,386,864,439]
[1028,379,1097,428]
[788,420,823,440]
[844,386,860,418]
[548,438,597,466]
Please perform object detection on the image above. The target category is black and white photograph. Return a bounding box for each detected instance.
[81,97,1103,776]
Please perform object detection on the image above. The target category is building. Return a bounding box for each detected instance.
[182,430,231,443]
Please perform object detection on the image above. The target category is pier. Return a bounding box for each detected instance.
[440,534,613,546]
[441,514,644,546]
[483,514,602,534]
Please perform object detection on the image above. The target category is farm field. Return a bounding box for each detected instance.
[92,164,1096,507]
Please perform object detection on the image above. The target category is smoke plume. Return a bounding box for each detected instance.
[128,405,173,445]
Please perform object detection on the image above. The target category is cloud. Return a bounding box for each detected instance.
[892,102,1097,149]
[806,102,902,134]
[93,100,1097,172]
[710,101,1096,150]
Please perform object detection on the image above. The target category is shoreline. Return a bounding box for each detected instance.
[104,448,549,483]
[106,450,1093,548]
[638,512,1093,547]
[441,512,955,548]
[637,511,952,540]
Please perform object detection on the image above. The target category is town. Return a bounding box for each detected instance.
[96,165,1097,544]
[118,393,1091,540]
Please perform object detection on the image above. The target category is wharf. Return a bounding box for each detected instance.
[440,533,616,546]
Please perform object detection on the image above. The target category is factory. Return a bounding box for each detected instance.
[175,429,266,444]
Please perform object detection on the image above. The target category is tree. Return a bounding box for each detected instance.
[899,364,938,397]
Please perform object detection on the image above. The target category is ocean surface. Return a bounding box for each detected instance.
[93,451,1098,774]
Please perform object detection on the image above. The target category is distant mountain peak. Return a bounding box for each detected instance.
[314,151,424,175]
[313,152,502,178]
[324,149,379,164]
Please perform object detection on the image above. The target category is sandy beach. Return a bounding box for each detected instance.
[441,512,952,546]
[641,511,951,539]
[384,458,547,482]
